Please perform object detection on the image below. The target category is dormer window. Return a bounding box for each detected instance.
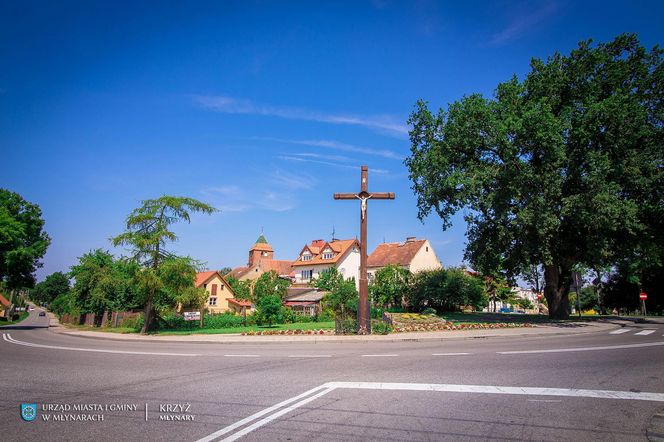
[323,252,334,260]
[301,253,312,261]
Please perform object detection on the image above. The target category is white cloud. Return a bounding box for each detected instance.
[193,95,409,136]
[269,169,318,190]
[488,1,558,46]
[278,155,389,175]
[254,136,405,160]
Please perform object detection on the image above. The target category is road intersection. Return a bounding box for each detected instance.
[1,309,663,441]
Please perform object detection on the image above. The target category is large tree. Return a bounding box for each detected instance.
[0,189,50,292]
[111,196,216,333]
[406,34,663,319]
[30,271,70,305]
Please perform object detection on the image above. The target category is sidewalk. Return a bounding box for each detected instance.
[47,315,623,344]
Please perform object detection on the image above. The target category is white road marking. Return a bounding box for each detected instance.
[432,353,470,356]
[220,387,336,442]
[287,355,332,358]
[497,341,664,355]
[224,354,260,357]
[194,384,331,442]
[361,354,398,357]
[2,333,200,356]
[609,328,634,334]
[635,329,656,336]
[325,381,664,402]
[201,381,664,441]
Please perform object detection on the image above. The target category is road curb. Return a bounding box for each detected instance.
[49,322,617,345]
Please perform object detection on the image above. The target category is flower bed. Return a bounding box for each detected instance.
[392,322,533,333]
[240,329,333,336]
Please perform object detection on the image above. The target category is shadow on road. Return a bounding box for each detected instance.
[0,324,49,330]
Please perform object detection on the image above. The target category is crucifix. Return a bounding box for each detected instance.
[334,165,395,334]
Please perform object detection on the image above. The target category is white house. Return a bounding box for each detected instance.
[291,239,361,287]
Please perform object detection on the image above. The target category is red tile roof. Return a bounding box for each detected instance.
[195,271,218,287]
[292,239,359,267]
[367,239,427,268]
[250,243,273,252]
[227,298,251,307]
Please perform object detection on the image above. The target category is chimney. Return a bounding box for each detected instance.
[311,239,325,248]
[406,237,416,243]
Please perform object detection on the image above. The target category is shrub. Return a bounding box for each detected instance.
[120,314,142,330]
[371,320,392,335]
[422,307,437,315]
[371,307,385,319]
[335,318,357,334]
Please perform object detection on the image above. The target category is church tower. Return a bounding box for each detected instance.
[248,234,274,267]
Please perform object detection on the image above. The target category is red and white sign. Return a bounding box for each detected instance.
[639,292,648,300]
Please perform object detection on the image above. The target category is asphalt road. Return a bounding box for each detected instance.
[1,309,663,441]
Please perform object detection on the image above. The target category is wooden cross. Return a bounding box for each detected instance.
[334,165,395,334]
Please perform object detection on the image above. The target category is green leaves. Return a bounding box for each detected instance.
[111,196,217,267]
[369,265,410,308]
[252,270,289,303]
[0,189,50,290]
[407,34,663,318]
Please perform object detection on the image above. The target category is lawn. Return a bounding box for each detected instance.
[438,311,621,324]
[155,321,335,335]
[0,311,29,326]
[63,320,336,335]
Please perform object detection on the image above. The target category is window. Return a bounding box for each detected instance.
[203,284,207,289]
[302,254,312,261]
[323,252,334,260]
[209,297,217,306]
[301,270,313,281]
[220,285,224,290]
[211,284,217,295]
[426,246,429,252]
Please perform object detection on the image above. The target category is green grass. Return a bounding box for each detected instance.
[0,311,29,326]
[154,321,336,335]
[62,320,336,335]
[63,324,137,333]
[438,312,618,324]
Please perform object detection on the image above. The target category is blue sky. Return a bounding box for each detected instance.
[1,1,663,281]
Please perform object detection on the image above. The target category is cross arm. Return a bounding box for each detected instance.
[334,193,358,200]
[370,192,395,200]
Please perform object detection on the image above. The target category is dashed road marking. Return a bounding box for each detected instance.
[288,355,332,358]
[2,333,200,356]
[497,341,664,354]
[635,329,656,336]
[609,328,634,335]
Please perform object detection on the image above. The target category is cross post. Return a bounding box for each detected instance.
[334,165,395,334]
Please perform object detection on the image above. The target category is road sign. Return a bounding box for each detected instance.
[183,311,200,321]
[639,292,648,300]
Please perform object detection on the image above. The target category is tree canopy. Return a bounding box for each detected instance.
[0,189,50,291]
[111,196,216,333]
[406,34,663,319]
[252,270,289,303]
[30,271,70,305]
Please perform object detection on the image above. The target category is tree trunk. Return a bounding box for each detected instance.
[140,290,154,334]
[544,264,571,320]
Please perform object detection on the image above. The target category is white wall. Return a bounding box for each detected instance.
[408,240,443,273]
